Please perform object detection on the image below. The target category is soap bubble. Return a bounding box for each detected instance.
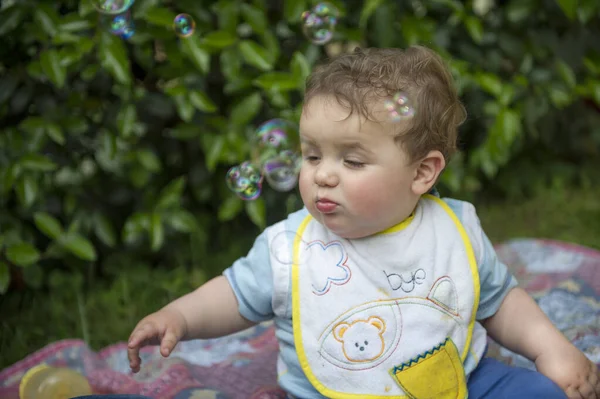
[92,0,135,15]
[119,25,135,39]
[301,2,339,45]
[226,162,263,200]
[263,150,301,192]
[173,14,196,38]
[108,12,131,36]
[384,92,415,122]
[253,119,298,168]
[270,230,313,266]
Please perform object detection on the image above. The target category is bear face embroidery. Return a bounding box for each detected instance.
[333,316,386,363]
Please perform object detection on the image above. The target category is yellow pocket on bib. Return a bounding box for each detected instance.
[389,338,466,399]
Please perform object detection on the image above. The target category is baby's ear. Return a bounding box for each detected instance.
[333,323,350,342]
[411,150,445,196]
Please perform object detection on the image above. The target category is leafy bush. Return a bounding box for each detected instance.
[0,0,598,294]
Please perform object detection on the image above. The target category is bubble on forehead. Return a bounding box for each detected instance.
[383,91,416,122]
[173,14,196,38]
[270,230,314,266]
[92,0,134,14]
[301,2,339,45]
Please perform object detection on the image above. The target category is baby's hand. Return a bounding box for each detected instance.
[127,308,188,373]
[535,343,600,398]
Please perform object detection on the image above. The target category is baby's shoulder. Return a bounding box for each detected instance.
[437,197,478,221]
[263,207,311,240]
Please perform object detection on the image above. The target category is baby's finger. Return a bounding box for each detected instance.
[566,386,584,399]
[576,382,596,399]
[128,323,155,348]
[160,329,179,357]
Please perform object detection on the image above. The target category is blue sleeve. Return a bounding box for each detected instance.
[443,199,518,320]
[222,231,274,323]
[475,229,518,319]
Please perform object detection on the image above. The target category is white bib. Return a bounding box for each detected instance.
[291,195,480,398]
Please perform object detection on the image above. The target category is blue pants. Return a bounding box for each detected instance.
[468,357,567,398]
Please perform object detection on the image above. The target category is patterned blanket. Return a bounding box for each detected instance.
[1,239,599,399]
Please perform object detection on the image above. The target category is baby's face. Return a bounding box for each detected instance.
[298,95,421,239]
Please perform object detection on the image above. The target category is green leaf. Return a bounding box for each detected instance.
[240,3,267,34]
[189,90,217,112]
[245,198,266,229]
[19,154,57,171]
[220,48,242,80]
[0,262,9,294]
[122,212,149,244]
[291,52,311,83]
[16,176,38,208]
[284,0,307,23]
[549,86,572,108]
[94,213,117,247]
[136,149,162,172]
[230,92,263,127]
[202,30,238,48]
[498,108,521,144]
[149,212,164,251]
[555,60,576,88]
[34,212,63,239]
[19,117,45,135]
[173,94,194,122]
[206,135,225,171]
[117,104,136,137]
[591,81,600,106]
[475,72,503,97]
[464,16,483,44]
[239,40,273,71]
[218,195,244,221]
[46,123,65,145]
[166,210,198,232]
[0,6,24,36]
[59,233,97,261]
[359,0,385,29]
[556,0,576,20]
[253,72,299,91]
[99,33,131,85]
[34,5,59,37]
[59,16,93,32]
[156,176,186,209]
[6,243,40,267]
[40,50,66,89]
[181,35,210,74]
[144,7,177,26]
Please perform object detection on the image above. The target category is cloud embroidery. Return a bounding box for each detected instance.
[308,240,352,295]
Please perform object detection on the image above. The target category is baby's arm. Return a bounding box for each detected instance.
[483,287,599,397]
[162,275,255,339]
[127,275,255,372]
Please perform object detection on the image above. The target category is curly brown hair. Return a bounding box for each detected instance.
[304,46,466,163]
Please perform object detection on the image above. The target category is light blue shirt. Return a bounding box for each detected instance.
[223,196,517,398]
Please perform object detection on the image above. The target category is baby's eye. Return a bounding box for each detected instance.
[304,155,320,162]
[344,160,365,168]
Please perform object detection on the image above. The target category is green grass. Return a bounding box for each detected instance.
[2,185,600,370]
[477,185,600,251]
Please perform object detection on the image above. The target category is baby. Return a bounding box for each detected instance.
[128,46,599,398]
